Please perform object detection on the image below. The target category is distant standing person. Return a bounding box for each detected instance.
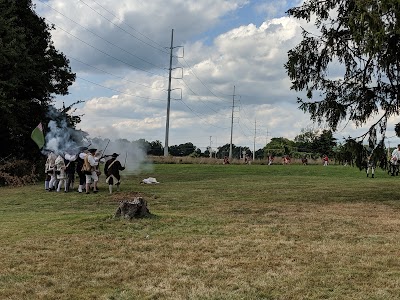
[223,156,230,164]
[64,153,77,192]
[82,148,99,194]
[104,153,125,194]
[390,144,400,176]
[366,154,375,178]
[76,147,88,193]
[282,155,290,165]
[55,154,67,192]
[323,154,329,166]
[45,151,57,191]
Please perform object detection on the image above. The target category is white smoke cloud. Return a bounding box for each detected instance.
[45,120,81,155]
[86,138,153,175]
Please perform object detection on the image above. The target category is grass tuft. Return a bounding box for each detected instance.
[1,164,400,299]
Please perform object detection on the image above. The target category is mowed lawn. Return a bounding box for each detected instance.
[1,163,400,300]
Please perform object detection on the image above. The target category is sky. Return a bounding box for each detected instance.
[32,0,400,153]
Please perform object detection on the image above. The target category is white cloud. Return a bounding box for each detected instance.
[33,0,400,151]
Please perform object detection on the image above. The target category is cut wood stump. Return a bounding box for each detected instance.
[114,197,151,219]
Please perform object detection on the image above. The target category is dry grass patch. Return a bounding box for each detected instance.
[1,165,400,299]
[2,201,399,299]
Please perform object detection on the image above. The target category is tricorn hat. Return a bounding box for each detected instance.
[88,148,97,153]
[111,153,119,157]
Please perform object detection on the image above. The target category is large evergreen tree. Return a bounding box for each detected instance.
[264,137,295,157]
[0,0,75,158]
[312,129,337,157]
[294,128,319,153]
[285,0,400,149]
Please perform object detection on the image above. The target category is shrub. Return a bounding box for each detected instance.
[0,159,39,187]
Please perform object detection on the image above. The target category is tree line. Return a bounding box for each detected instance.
[88,129,339,162]
[1,0,399,175]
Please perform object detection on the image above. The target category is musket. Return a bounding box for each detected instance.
[100,139,110,157]
[123,151,128,168]
[0,154,12,164]
[70,143,91,155]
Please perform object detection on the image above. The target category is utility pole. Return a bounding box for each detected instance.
[265,128,270,145]
[215,137,218,158]
[164,29,174,157]
[253,118,256,160]
[209,136,212,158]
[229,86,235,160]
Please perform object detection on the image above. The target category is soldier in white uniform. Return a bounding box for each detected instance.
[82,148,100,194]
[55,154,67,192]
[45,151,57,191]
[390,144,400,176]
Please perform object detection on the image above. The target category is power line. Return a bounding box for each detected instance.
[38,0,167,70]
[35,2,251,145]
[78,0,169,55]
[179,57,231,106]
[47,19,229,131]
[77,76,166,101]
[89,0,167,50]
[68,55,168,92]
[237,99,257,129]
[52,23,168,77]
[238,119,252,137]
[177,99,229,130]
[177,78,224,114]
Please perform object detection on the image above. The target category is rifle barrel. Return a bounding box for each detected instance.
[123,152,127,167]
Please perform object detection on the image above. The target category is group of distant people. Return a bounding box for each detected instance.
[44,147,125,194]
[265,154,328,166]
[359,143,400,179]
[388,144,400,177]
[363,144,400,178]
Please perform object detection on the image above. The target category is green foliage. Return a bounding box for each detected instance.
[294,127,319,152]
[216,143,250,159]
[334,138,387,170]
[0,0,75,159]
[313,129,337,157]
[285,0,400,149]
[264,137,296,157]
[168,142,197,157]
[148,140,164,156]
[254,148,265,159]
[294,128,337,157]
[0,159,39,186]
[59,101,84,129]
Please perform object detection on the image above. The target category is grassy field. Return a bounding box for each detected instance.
[1,164,400,300]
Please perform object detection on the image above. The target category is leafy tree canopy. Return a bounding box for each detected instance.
[217,144,242,159]
[148,140,164,156]
[313,129,337,157]
[0,0,75,159]
[168,142,197,157]
[294,127,320,152]
[285,0,400,152]
[294,128,337,156]
[265,137,296,157]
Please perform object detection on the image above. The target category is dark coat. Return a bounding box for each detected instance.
[104,158,125,180]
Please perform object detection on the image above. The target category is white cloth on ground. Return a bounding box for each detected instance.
[141,177,159,184]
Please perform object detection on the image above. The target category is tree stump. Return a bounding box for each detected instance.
[114,197,151,219]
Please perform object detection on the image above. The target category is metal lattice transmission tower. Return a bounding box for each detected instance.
[229,86,236,160]
[164,29,183,156]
